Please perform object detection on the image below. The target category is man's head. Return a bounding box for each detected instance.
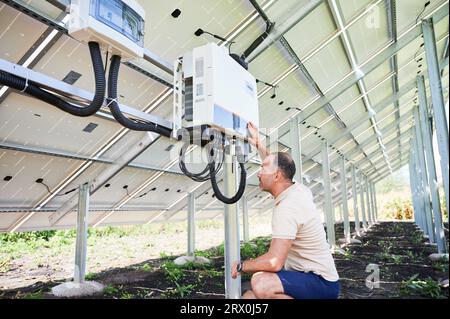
[257,152,296,194]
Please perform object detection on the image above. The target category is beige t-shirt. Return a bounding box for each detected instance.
[272,182,339,282]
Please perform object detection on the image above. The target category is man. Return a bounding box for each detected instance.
[231,122,339,299]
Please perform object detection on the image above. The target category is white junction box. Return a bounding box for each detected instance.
[173,43,259,141]
[68,0,145,60]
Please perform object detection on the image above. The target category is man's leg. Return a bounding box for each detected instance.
[242,290,257,299]
[250,271,293,299]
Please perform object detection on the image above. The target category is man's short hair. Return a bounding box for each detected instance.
[272,152,296,181]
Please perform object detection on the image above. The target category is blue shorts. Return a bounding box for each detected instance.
[276,270,339,299]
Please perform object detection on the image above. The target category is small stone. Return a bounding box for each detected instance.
[51,281,104,297]
[429,253,449,262]
[174,256,195,265]
[173,255,211,266]
[194,256,211,264]
[439,279,449,288]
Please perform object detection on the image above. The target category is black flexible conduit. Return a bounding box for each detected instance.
[0,42,105,117]
[1,39,244,203]
[107,55,172,137]
[240,0,275,60]
[209,160,246,204]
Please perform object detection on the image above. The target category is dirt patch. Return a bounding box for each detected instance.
[0,221,448,299]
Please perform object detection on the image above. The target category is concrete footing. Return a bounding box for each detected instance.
[338,238,362,245]
[173,255,211,266]
[439,279,449,288]
[428,253,449,262]
[51,281,104,297]
[331,246,346,255]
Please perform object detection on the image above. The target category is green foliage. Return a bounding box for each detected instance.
[159,260,201,299]
[343,249,353,260]
[162,283,196,299]
[119,291,134,299]
[21,291,44,299]
[410,233,424,245]
[161,261,184,282]
[194,248,215,258]
[383,198,414,220]
[0,256,12,273]
[432,262,448,273]
[84,272,99,280]
[217,243,225,256]
[391,254,403,264]
[405,250,416,260]
[240,243,259,260]
[200,268,223,278]
[159,251,172,260]
[399,274,444,298]
[441,195,447,221]
[0,230,57,243]
[103,284,120,296]
[139,263,152,272]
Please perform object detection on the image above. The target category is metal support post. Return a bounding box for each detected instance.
[359,171,368,231]
[187,192,196,256]
[224,146,241,299]
[242,196,249,243]
[322,141,336,248]
[413,111,436,243]
[423,18,450,221]
[289,118,303,183]
[351,165,361,235]
[74,182,89,283]
[340,157,351,242]
[417,75,447,252]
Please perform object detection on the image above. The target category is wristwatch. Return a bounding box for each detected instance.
[236,261,244,272]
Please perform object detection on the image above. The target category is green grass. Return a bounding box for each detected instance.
[21,291,45,299]
[138,263,152,272]
[84,272,99,280]
[199,268,223,278]
[161,283,196,299]
[103,284,120,296]
[432,261,449,273]
[399,274,445,298]
[161,261,185,282]
[0,256,12,273]
[343,249,353,260]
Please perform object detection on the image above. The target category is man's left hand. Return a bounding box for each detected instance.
[231,261,240,279]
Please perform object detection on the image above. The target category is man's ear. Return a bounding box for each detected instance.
[275,169,282,181]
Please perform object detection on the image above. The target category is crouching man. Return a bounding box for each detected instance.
[231,122,339,299]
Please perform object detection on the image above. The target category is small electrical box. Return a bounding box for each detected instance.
[173,43,259,142]
[68,0,145,60]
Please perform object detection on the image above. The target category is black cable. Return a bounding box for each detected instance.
[415,1,431,25]
[179,142,224,182]
[0,42,105,117]
[228,41,233,54]
[209,160,246,204]
[107,55,173,137]
[104,50,109,74]
[38,181,76,196]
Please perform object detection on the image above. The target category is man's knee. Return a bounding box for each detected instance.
[251,272,277,298]
[242,290,256,299]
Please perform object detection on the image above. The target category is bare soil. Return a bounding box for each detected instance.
[0,221,448,299]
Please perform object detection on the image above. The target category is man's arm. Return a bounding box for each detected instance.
[232,238,293,278]
[247,122,269,161]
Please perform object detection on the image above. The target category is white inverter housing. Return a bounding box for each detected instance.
[173,43,259,141]
[68,0,145,60]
